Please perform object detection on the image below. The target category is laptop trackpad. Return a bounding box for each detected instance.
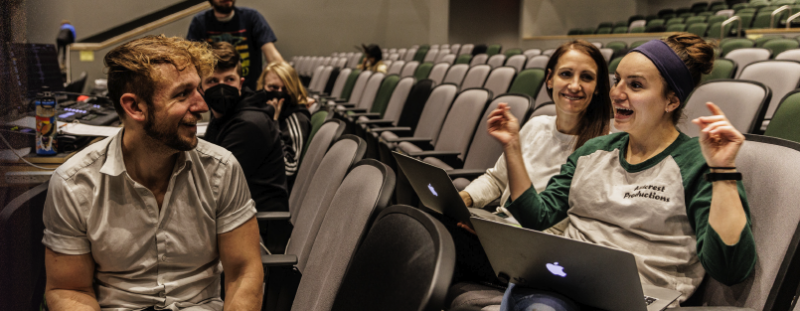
[642,285,681,311]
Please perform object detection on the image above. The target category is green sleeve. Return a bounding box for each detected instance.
[505,150,577,230]
[684,161,757,285]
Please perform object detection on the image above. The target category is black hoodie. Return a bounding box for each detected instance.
[276,100,311,190]
[205,88,289,213]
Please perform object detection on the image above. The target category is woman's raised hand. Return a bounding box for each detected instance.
[487,103,521,147]
[691,102,745,168]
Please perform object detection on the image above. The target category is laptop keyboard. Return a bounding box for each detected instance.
[644,295,658,305]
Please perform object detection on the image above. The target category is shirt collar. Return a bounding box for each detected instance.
[100,129,194,177]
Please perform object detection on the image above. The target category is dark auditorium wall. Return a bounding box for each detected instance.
[448,0,521,50]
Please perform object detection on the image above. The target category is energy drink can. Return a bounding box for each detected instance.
[35,86,58,156]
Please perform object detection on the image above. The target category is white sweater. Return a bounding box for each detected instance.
[464,115,576,209]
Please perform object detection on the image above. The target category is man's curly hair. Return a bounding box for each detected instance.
[104,35,216,118]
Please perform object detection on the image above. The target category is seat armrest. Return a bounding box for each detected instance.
[261,254,298,267]
[359,119,395,126]
[370,126,412,134]
[350,112,381,118]
[447,168,486,180]
[384,137,432,144]
[406,151,463,168]
[256,211,291,221]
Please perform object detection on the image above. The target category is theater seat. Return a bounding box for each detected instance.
[470,54,489,67]
[482,67,516,99]
[525,55,549,69]
[724,48,769,79]
[737,60,800,130]
[699,58,737,83]
[428,63,451,86]
[443,64,470,86]
[508,68,546,100]
[461,65,492,90]
[764,90,800,143]
[679,80,770,137]
[330,205,455,311]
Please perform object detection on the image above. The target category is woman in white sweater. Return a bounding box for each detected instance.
[448,40,613,285]
[460,40,613,222]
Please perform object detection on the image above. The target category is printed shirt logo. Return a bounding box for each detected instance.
[206,29,252,77]
[623,184,670,203]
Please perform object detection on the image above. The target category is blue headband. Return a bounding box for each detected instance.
[630,40,694,107]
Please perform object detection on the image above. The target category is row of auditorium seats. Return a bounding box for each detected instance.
[569,0,800,36]
[284,39,800,310]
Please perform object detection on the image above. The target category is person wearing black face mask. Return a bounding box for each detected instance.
[202,42,291,254]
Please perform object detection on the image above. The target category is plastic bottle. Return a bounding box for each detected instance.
[35,86,58,156]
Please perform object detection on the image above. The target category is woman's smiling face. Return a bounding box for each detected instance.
[547,49,598,117]
[610,52,679,136]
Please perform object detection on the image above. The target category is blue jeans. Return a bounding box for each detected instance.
[499,283,581,311]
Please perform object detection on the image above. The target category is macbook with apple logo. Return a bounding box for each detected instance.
[391,151,509,226]
[471,217,682,311]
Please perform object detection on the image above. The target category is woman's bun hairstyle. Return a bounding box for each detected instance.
[662,33,715,87]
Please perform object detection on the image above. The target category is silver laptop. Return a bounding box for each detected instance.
[471,217,682,311]
[392,151,504,226]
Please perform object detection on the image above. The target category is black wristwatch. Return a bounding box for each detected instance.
[704,172,742,182]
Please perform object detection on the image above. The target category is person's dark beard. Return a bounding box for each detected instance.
[210,0,234,14]
[144,105,200,152]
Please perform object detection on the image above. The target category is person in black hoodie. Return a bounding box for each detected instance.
[256,62,311,191]
[202,42,290,253]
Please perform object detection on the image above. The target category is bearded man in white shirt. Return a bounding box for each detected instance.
[42,35,263,311]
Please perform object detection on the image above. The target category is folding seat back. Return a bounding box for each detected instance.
[629,19,647,31]
[430,44,440,50]
[441,44,450,51]
[503,48,522,57]
[459,44,474,56]
[434,49,450,63]
[765,90,800,143]
[401,61,420,78]
[470,53,489,67]
[292,160,395,311]
[442,64,469,86]
[699,58,737,83]
[454,94,531,171]
[424,48,439,63]
[307,65,325,92]
[460,65,492,90]
[486,44,502,56]
[523,49,542,58]
[368,74,401,115]
[301,110,335,162]
[344,70,373,106]
[483,67,516,99]
[284,135,367,274]
[321,56,332,66]
[290,119,347,218]
[328,68,354,101]
[312,66,334,94]
[755,35,783,47]
[353,73,386,111]
[414,62,434,81]
[608,56,623,74]
[666,17,685,25]
[687,22,710,37]
[404,89,491,162]
[599,48,614,63]
[721,38,756,56]
[404,48,418,62]
[534,83,551,109]
[399,84,459,145]
[530,102,556,119]
[388,53,400,61]
[739,60,800,119]
[686,15,708,27]
[383,60,393,69]
[388,48,397,54]
[684,135,800,310]
[0,183,47,311]
[525,55,550,69]
[397,48,407,60]
[775,49,800,61]
[440,54,456,65]
[450,44,462,55]
[414,47,430,62]
[680,80,770,137]
[725,48,771,78]
[348,53,363,68]
[330,205,455,311]
[486,54,506,68]
[396,79,437,130]
[387,60,405,75]
[375,77,415,124]
[335,57,348,68]
[612,26,628,34]
[508,68,546,99]
[505,54,527,72]
[455,54,472,64]
[428,63,450,86]
[764,39,800,57]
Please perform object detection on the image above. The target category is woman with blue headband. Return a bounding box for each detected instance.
[489,33,756,310]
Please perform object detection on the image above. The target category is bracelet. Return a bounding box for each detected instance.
[708,166,736,170]
[704,172,743,182]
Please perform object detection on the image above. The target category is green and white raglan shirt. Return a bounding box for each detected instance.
[506,132,757,302]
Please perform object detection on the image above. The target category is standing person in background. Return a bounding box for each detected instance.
[257,62,311,191]
[56,20,76,67]
[188,0,284,90]
[202,42,290,254]
[357,44,387,73]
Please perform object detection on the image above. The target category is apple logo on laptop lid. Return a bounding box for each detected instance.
[546,262,567,277]
[428,183,438,197]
